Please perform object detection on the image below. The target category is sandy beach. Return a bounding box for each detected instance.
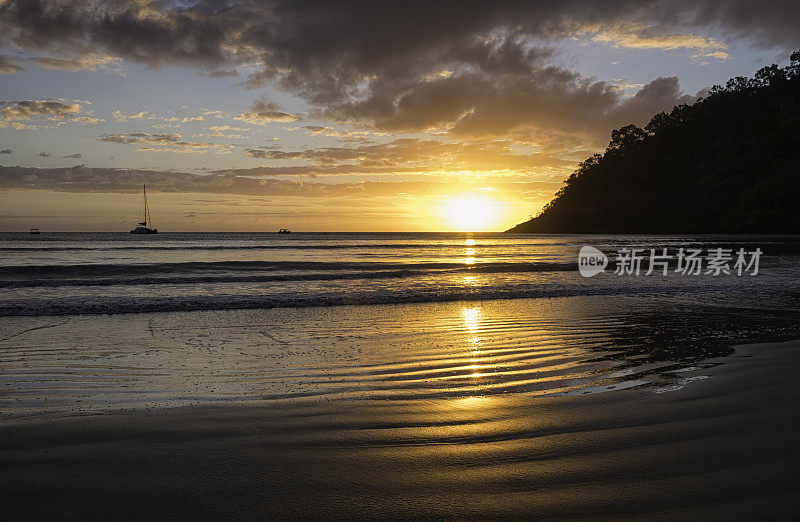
[2,338,799,519]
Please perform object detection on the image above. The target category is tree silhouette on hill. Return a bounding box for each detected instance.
[507,51,800,233]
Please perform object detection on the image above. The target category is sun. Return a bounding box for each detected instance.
[441,194,499,231]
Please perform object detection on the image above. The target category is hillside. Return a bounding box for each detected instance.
[507,52,800,233]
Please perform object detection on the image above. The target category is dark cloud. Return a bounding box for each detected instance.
[611,77,697,128]
[334,67,695,147]
[1,100,80,121]
[0,54,23,74]
[98,132,182,145]
[30,53,118,71]
[245,149,305,160]
[0,164,556,198]
[0,1,797,143]
[234,101,299,125]
[300,125,369,140]
[0,99,97,129]
[243,138,576,172]
[61,153,82,158]
[3,2,795,64]
[97,132,233,153]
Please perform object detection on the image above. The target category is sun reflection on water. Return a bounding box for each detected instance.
[461,307,486,384]
[451,395,495,409]
[463,238,477,264]
[462,307,482,331]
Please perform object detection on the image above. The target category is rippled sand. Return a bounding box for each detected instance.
[6,294,796,413]
[2,341,799,518]
[3,296,800,517]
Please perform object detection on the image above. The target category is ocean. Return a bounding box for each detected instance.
[2,232,800,412]
[3,232,800,316]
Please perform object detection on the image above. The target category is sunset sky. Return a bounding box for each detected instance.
[1,0,798,231]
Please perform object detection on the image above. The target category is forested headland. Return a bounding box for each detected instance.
[508,52,800,233]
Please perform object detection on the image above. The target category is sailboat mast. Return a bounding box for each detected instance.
[143,185,150,227]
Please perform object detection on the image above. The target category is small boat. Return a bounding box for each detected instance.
[130,185,158,234]
[278,228,291,234]
[29,228,40,235]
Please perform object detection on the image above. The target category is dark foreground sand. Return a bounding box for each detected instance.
[2,341,799,519]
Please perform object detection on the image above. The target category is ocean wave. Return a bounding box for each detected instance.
[0,285,628,316]
[0,242,563,252]
[1,269,433,288]
[0,260,575,282]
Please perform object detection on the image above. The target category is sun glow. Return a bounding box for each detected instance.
[441,194,500,232]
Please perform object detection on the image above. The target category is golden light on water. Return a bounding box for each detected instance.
[463,275,478,286]
[462,307,482,331]
[464,250,476,265]
[463,238,478,264]
[462,307,485,382]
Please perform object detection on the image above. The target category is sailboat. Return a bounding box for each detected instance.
[130,185,158,234]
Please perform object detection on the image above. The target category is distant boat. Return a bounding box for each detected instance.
[278,229,291,234]
[130,185,158,234]
[29,228,40,235]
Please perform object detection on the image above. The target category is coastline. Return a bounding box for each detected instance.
[2,340,799,519]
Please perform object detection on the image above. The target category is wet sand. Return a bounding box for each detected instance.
[2,340,799,519]
[6,296,798,413]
